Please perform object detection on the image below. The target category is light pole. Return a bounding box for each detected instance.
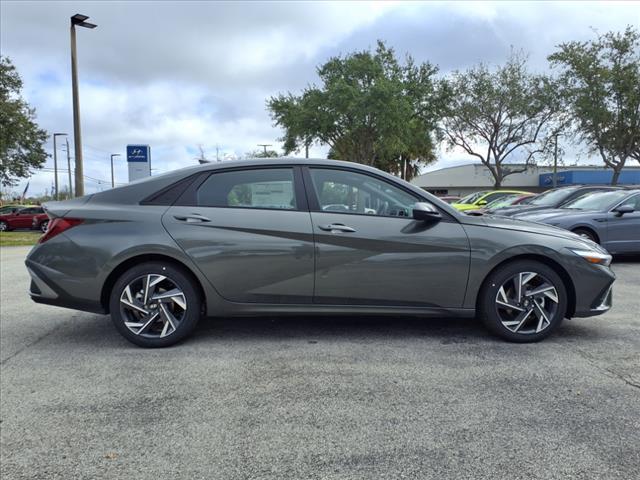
[65,137,73,197]
[52,133,67,200]
[110,154,121,188]
[70,13,97,198]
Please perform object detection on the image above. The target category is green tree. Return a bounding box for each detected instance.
[549,27,640,184]
[0,56,48,187]
[442,52,564,188]
[267,41,446,179]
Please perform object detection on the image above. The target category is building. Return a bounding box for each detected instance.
[411,163,640,197]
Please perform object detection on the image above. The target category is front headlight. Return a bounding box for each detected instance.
[569,248,612,267]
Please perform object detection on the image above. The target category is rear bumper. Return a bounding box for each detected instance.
[26,260,106,314]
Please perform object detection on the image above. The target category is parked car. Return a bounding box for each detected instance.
[491,185,621,217]
[465,193,537,215]
[32,213,50,233]
[26,159,615,347]
[515,189,640,253]
[451,190,530,212]
[0,206,44,232]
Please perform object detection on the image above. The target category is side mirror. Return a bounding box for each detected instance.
[477,200,488,206]
[413,202,441,222]
[614,205,634,216]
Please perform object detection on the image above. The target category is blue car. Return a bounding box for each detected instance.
[514,189,640,254]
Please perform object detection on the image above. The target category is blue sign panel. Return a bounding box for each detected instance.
[126,145,150,163]
[539,169,640,186]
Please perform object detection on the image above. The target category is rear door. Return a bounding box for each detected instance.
[606,194,640,253]
[162,166,315,304]
[304,167,470,308]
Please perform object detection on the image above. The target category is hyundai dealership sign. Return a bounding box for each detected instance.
[126,145,151,182]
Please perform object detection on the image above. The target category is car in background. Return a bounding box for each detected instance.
[451,190,530,212]
[26,158,616,347]
[465,193,537,216]
[491,185,621,217]
[0,206,45,232]
[515,189,640,253]
[32,212,50,233]
[438,195,461,204]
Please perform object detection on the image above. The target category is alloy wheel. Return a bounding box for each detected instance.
[494,271,559,335]
[119,274,187,339]
[41,221,49,233]
[0,222,6,232]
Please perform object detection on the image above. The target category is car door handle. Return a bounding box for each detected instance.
[173,213,211,223]
[318,223,356,233]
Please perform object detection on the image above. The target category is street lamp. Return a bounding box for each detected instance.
[110,154,121,188]
[52,133,67,200]
[70,13,97,198]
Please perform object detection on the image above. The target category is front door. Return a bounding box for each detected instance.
[304,167,470,308]
[163,167,315,304]
[606,194,640,254]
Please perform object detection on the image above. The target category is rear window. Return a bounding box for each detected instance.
[196,168,297,210]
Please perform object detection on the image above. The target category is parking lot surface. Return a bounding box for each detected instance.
[1,246,639,480]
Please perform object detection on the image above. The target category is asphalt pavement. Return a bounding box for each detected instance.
[1,246,639,480]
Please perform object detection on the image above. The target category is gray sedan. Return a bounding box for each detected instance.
[513,189,640,254]
[26,159,616,347]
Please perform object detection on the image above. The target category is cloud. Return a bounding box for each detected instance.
[1,0,638,195]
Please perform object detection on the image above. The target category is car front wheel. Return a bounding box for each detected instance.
[40,220,49,233]
[109,262,202,347]
[479,260,567,342]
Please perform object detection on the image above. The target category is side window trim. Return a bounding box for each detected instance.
[175,166,307,211]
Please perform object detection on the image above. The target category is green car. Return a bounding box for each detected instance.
[452,190,530,212]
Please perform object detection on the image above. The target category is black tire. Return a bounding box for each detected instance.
[0,221,10,232]
[478,260,567,343]
[572,228,599,244]
[109,262,201,347]
[40,220,49,233]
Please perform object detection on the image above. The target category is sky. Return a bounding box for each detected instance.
[1,0,639,196]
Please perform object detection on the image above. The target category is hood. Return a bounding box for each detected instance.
[471,214,592,244]
[514,208,601,223]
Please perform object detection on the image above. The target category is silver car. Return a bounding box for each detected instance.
[26,159,616,347]
[514,189,640,253]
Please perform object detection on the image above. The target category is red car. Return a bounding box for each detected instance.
[0,206,45,232]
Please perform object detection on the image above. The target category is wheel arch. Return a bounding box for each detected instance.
[570,225,601,244]
[477,253,577,318]
[100,253,207,315]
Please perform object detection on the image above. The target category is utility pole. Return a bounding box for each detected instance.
[257,144,272,157]
[110,154,121,188]
[52,133,67,200]
[70,14,97,198]
[65,138,73,197]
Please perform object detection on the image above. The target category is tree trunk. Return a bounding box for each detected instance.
[611,167,621,186]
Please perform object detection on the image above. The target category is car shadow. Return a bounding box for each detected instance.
[36,312,609,352]
[612,254,640,263]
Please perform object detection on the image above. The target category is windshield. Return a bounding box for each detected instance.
[457,191,488,204]
[562,190,631,211]
[530,187,579,206]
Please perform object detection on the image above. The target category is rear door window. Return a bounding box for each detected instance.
[196,168,298,210]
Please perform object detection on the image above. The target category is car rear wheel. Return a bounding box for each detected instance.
[109,262,201,347]
[40,220,49,233]
[479,260,567,342]
[0,221,7,232]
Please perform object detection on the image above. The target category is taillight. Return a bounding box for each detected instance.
[39,218,84,243]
